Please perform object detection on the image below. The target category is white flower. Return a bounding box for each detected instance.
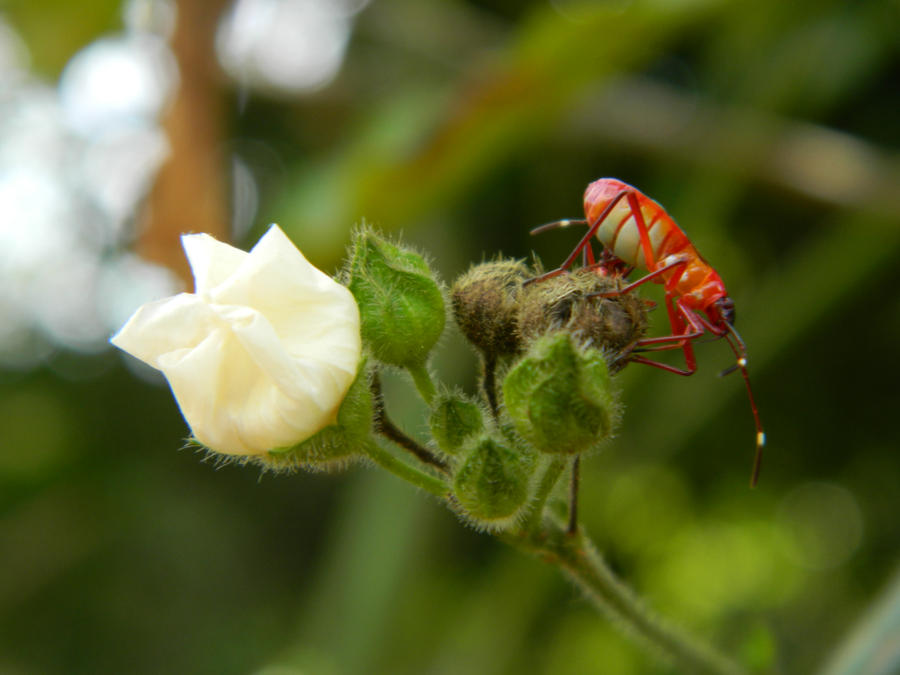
[111,224,361,456]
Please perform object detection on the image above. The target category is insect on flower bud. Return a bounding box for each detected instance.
[503,333,619,455]
[451,259,530,358]
[346,227,445,369]
[429,391,485,455]
[453,435,536,531]
[518,268,647,372]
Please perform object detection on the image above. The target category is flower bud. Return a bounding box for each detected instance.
[429,392,485,455]
[518,268,647,372]
[111,225,363,458]
[453,435,535,530]
[503,333,618,455]
[451,259,529,358]
[346,228,445,369]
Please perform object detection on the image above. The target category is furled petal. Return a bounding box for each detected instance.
[111,225,362,456]
[212,224,360,379]
[110,293,220,367]
[181,232,247,295]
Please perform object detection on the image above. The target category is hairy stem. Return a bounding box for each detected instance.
[371,373,450,474]
[361,441,449,498]
[568,455,580,534]
[482,353,500,419]
[505,520,746,675]
[524,456,566,532]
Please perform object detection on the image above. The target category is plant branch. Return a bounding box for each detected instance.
[523,456,566,532]
[482,353,500,419]
[568,455,580,535]
[361,441,449,499]
[371,373,450,475]
[504,519,746,675]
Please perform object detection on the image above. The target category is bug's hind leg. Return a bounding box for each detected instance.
[627,298,706,375]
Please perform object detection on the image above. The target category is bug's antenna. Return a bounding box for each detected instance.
[723,324,765,487]
[530,218,588,236]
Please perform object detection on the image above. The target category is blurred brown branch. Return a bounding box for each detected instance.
[139,0,231,285]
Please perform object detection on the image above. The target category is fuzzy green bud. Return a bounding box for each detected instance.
[261,360,373,472]
[429,392,485,455]
[519,268,647,372]
[453,435,535,530]
[347,228,445,369]
[503,333,618,455]
[451,259,529,358]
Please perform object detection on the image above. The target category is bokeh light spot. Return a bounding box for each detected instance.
[777,481,864,571]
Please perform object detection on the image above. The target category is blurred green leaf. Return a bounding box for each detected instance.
[820,565,900,675]
[5,0,121,76]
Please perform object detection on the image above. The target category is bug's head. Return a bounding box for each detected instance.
[710,295,736,327]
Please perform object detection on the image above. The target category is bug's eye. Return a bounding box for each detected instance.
[718,297,736,325]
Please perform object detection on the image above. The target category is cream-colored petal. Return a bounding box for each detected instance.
[212,224,361,377]
[181,232,247,295]
[110,293,220,368]
[158,328,257,455]
[154,303,349,455]
[211,303,347,449]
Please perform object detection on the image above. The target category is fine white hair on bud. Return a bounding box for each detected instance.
[111,224,362,456]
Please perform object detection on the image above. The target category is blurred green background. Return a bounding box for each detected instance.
[1,0,899,673]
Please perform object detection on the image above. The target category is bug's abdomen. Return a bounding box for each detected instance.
[583,179,675,271]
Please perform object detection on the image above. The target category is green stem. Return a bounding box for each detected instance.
[361,441,449,498]
[524,456,566,532]
[371,372,450,474]
[506,521,746,675]
[407,363,437,406]
[482,353,500,419]
[567,455,580,535]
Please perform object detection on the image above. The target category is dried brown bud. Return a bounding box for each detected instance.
[518,268,648,372]
[451,259,529,358]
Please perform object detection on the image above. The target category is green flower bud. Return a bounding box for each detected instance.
[429,392,485,455]
[346,227,445,369]
[259,359,374,472]
[503,333,618,455]
[451,259,529,358]
[519,268,647,372]
[453,435,535,530]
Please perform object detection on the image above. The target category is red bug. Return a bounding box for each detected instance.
[530,178,765,486]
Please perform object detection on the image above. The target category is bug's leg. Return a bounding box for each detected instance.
[629,355,696,376]
[625,191,661,272]
[526,190,633,285]
[583,239,596,267]
[584,249,628,277]
[589,255,689,298]
[629,297,705,375]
